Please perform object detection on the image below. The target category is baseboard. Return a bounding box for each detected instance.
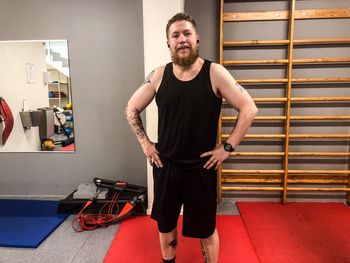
[0,195,65,200]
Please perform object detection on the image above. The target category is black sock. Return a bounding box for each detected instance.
[163,256,175,263]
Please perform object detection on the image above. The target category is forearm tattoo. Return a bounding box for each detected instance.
[141,70,155,86]
[125,70,155,141]
[200,240,210,263]
[125,107,146,140]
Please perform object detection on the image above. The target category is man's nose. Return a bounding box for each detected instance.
[178,34,186,43]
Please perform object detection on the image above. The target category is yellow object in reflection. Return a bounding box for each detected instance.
[41,139,55,151]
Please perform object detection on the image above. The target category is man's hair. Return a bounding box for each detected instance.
[166,12,197,39]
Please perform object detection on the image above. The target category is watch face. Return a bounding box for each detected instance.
[224,142,233,152]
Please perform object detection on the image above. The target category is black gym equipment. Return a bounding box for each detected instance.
[53,106,74,147]
[57,177,147,216]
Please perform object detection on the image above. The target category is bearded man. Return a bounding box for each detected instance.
[125,12,257,263]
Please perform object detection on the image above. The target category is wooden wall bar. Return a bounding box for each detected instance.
[223,8,350,22]
[219,0,350,204]
[224,38,350,46]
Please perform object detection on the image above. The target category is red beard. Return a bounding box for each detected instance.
[171,45,199,67]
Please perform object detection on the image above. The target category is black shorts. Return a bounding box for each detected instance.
[150,160,217,239]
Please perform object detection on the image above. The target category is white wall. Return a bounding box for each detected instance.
[0,42,49,151]
[143,0,185,212]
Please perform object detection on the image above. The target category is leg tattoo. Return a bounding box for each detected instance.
[169,239,177,248]
[200,240,210,263]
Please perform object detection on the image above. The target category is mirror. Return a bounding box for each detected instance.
[0,40,75,152]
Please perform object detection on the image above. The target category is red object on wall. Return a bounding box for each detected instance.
[0,97,14,145]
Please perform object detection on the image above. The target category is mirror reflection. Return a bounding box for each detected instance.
[0,40,75,152]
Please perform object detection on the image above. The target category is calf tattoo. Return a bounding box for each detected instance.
[200,240,210,263]
[125,107,146,140]
[169,239,177,248]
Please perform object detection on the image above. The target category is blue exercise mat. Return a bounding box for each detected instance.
[0,199,69,248]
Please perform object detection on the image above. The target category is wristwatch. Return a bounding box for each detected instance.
[223,142,235,152]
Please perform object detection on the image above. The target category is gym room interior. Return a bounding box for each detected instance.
[0,0,349,262]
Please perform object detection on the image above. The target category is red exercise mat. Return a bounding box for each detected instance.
[237,202,350,263]
[104,215,259,263]
[60,143,75,151]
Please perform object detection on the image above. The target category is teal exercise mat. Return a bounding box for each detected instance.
[0,199,69,248]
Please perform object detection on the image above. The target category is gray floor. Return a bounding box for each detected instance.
[0,215,120,263]
[0,200,239,263]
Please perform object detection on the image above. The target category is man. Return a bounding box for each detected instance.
[125,13,257,263]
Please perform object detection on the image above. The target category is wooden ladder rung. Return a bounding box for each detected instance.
[223,9,350,22]
[222,186,283,191]
[237,79,288,83]
[291,97,350,102]
[287,187,350,192]
[237,77,350,83]
[221,186,350,192]
[222,116,286,121]
[294,38,350,45]
[289,152,350,156]
[224,59,288,65]
[230,152,284,156]
[289,170,350,174]
[291,134,350,138]
[222,175,349,184]
[222,98,287,104]
[222,169,350,175]
[293,58,350,64]
[222,169,284,174]
[223,38,350,47]
[290,115,350,120]
[253,98,287,102]
[223,40,289,46]
[223,97,350,103]
[229,152,350,156]
[293,77,350,83]
[222,133,350,139]
[222,115,350,121]
[223,58,350,66]
[222,134,286,139]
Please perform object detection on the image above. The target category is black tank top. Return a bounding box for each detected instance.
[155,59,222,166]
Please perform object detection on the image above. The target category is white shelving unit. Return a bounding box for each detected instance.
[47,69,73,138]
[48,69,70,108]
